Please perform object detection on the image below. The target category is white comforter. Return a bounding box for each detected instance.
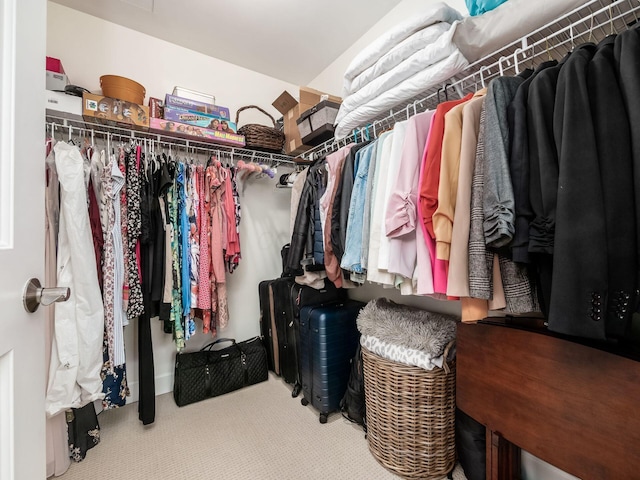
[335,46,468,139]
[336,25,460,129]
[346,22,451,97]
[342,2,463,96]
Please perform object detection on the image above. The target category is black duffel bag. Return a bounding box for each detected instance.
[173,336,268,407]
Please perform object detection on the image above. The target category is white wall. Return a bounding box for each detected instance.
[309,0,468,96]
[47,2,296,402]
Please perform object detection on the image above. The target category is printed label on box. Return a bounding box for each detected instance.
[85,99,98,111]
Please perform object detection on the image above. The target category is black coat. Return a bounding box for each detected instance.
[588,35,636,338]
[508,60,557,264]
[287,161,327,275]
[549,43,609,340]
[526,57,566,316]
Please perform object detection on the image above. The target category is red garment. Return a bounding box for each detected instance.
[419,93,473,239]
[197,165,212,332]
[87,177,104,289]
[222,171,239,260]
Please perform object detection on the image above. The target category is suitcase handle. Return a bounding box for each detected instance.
[201,338,236,351]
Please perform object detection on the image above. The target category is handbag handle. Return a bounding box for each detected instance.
[201,338,236,351]
[235,105,277,128]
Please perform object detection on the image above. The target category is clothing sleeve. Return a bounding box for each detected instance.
[286,174,314,275]
[385,123,421,238]
[508,80,535,263]
[468,107,493,300]
[418,114,441,240]
[527,72,559,255]
[433,107,463,261]
[482,79,518,248]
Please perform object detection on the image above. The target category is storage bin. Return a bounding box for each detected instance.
[362,342,456,480]
[100,75,145,105]
[296,100,340,146]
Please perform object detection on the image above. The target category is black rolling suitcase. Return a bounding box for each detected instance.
[298,300,364,423]
[269,278,345,397]
[269,277,298,389]
[259,280,278,374]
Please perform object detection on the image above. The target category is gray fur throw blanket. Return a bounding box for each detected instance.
[356,298,457,357]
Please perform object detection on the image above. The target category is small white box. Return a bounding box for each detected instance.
[45,90,82,119]
[172,86,215,106]
[46,70,68,91]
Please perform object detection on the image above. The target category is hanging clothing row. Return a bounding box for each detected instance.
[44,134,258,433]
[287,25,640,345]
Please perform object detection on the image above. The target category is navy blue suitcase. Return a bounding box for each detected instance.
[298,301,364,423]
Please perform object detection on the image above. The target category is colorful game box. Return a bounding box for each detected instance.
[150,118,245,147]
[164,94,230,120]
[163,107,237,132]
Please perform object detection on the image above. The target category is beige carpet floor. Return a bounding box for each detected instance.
[59,374,467,480]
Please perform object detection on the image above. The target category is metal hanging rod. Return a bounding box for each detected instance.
[45,113,298,165]
[302,0,640,161]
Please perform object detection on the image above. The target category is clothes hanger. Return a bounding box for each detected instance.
[545,37,554,61]
[498,56,506,76]
[479,66,488,89]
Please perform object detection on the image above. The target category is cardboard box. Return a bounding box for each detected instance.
[298,86,342,116]
[164,94,230,120]
[150,118,245,147]
[163,106,237,132]
[45,90,82,120]
[272,87,342,155]
[46,71,68,91]
[82,93,149,130]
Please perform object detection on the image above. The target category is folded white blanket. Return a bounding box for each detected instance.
[346,22,451,97]
[336,25,458,128]
[335,48,469,139]
[343,1,463,95]
[361,334,446,371]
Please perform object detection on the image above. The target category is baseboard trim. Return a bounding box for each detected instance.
[125,372,174,405]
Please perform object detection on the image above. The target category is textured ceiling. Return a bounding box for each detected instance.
[49,0,404,85]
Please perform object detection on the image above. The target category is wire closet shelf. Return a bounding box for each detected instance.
[302,0,640,160]
[45,113,298,166]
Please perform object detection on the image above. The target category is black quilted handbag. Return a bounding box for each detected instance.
[173,337,268,407]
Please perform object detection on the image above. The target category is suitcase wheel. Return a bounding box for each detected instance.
[319,413,328,424]
[291,383,301,398]
[301,397,309,406]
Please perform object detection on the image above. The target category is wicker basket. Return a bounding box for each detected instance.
[235,105,285,153]
[362,342,456,480]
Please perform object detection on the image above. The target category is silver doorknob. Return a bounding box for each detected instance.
[23,278,70,313]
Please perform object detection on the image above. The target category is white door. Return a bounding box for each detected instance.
[0,0,47,478]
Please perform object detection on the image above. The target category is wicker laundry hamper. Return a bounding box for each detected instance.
[362,341,456,480]
[235,105,285,153]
